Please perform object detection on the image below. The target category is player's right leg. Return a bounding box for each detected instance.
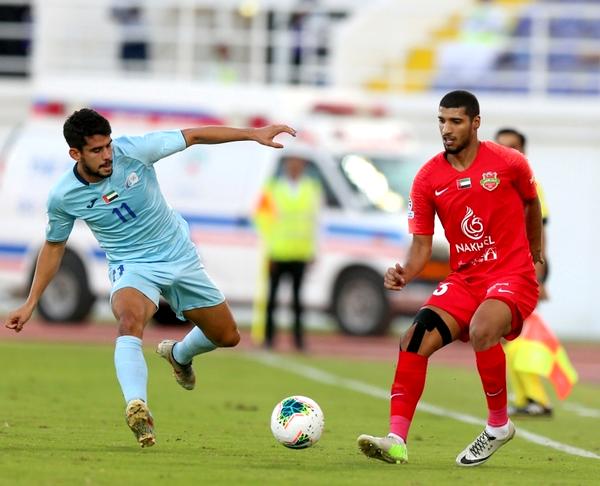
[357,434,408,464]
[112,286,159,447]
[125,398,156,448]
[357,304,462,464]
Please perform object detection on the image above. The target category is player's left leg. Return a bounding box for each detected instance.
[182,301,240,349]
[457,298,514,466]
[158,256,240,388]
[157,301,240,390]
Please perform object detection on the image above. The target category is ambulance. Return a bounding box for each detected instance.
[0,101,449,335]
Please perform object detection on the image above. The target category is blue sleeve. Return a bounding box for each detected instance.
[45,191,75,242]
[115,130,187,166]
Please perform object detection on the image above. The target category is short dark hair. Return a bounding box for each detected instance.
[495,127,526,150]
[63,108,112,150]
[439,90,480,119]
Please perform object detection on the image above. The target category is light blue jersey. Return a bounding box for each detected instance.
[46,129,224,317]
[46,130,196,264]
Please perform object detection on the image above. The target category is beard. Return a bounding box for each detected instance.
[443,139,469,155]
[81,159,112,179]
[444,146,464,155]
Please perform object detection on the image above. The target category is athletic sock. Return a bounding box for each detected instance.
[486,422,511,439]
[172,326,217,365]
[476,343,508,427]
[114,335,148,404]
[387,432,405,444]
[389,351,428,442]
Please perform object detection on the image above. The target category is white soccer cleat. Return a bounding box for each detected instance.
[156,339,196,390]
[125,399,156,448]
[357,434,408,464]
[456,421,516,467]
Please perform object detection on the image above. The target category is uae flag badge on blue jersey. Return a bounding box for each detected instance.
[102,191,119,203]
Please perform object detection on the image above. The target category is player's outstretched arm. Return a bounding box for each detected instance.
[182,125,296,148]
[4,240,67,333]
[384,234,432,291]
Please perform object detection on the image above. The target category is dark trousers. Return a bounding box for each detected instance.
[265,260,307,349]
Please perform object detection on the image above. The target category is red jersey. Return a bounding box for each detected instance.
[408,141,537,280]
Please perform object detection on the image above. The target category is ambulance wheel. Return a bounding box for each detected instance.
[36,250,95,323]
[152,302,186,326]
[332,267,391,336]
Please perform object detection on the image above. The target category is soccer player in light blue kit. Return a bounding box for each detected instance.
[4,108,296,447]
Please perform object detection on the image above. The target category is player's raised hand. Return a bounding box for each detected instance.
[384,263,407,291]
[4,303,34,333]
[252,124,296,148]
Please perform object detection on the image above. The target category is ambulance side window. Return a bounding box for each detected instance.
[275,158,340,208]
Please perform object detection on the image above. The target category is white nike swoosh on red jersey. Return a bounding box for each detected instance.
[497,288,514,294]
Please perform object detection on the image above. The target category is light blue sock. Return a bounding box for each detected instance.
[173,327,217,365]
[114,335,148,404]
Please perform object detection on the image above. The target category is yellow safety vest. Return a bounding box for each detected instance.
[255,177,321,261]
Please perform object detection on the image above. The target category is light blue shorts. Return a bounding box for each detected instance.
[108,255,225,321]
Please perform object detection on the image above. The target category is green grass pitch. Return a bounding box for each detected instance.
[0,341,598,485]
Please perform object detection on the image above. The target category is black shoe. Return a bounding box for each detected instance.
[508,400,553,417]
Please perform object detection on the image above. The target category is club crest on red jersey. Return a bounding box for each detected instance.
[480,172,500,191]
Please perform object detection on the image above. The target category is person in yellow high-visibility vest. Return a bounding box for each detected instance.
[254,156,322,350]
[496,128,578,417]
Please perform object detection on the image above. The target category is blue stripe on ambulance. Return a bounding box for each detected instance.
[82,213,405,260]
[0,244,28,256]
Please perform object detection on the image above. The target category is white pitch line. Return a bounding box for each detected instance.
[248,352,600,460]
[561,403,600,418]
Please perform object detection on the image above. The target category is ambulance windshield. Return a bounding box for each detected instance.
[338,153,421,213]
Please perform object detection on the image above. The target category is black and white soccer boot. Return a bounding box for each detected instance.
[456,421,515,467]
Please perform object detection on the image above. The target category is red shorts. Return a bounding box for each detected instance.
[423,272,539,342]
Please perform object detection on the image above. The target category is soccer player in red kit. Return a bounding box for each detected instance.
[357,90,543,466]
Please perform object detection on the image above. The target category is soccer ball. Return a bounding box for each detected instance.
[270,395,324,449]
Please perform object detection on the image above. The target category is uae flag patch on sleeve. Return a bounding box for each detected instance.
[102,191,119,203]
[456,178,472,190]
